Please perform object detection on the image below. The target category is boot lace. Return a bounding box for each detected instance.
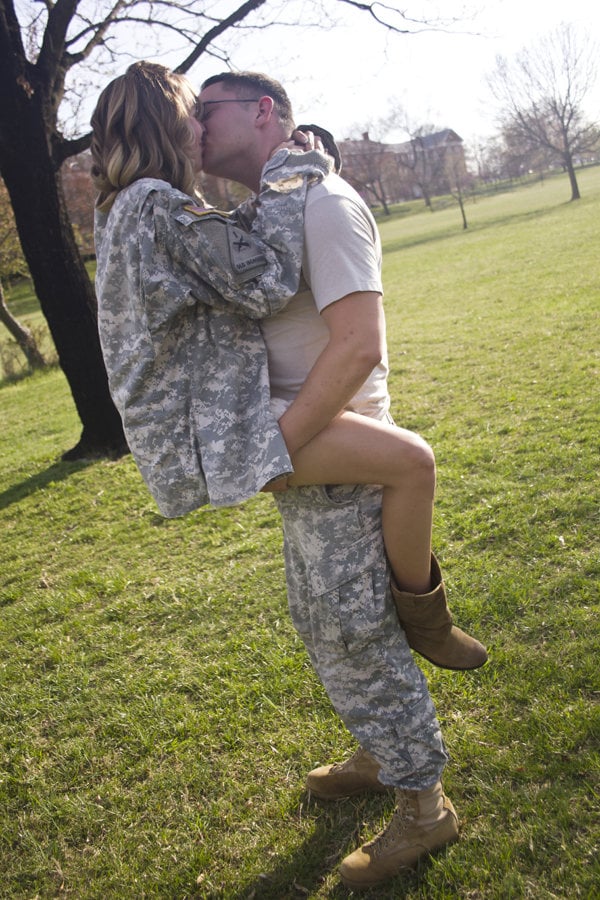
[330,746,368,773]
[365,792,414,859]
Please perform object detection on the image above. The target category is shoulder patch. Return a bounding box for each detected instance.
[182,205,232,219]
[228,226,266,277]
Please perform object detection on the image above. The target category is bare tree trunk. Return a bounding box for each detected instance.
[0,147,127,458]
[0,278,46,369]
[458,194,468,229]
[565,155,581,201]
[0,87,127,459]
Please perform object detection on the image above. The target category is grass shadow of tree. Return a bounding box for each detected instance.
[382,198,570,256]
[0,458,95,510]
[227,792,426,900]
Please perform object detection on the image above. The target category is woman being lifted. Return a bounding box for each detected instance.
[91,61,486,671]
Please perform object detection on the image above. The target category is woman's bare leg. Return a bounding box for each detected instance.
[286,411,435,593]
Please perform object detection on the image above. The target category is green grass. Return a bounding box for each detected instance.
[1,168,599,898]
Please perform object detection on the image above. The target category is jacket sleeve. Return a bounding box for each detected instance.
[157,149,331,320]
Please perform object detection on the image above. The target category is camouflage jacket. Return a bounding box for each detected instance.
[95,149,330,517]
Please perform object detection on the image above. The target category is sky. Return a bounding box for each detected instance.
[181,0,600,148]
[44,0,600,146]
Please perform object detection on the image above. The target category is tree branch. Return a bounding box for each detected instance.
[335,0,411,32]
[63,0,131,67]
[53,130,92,166]
[174,0,268,73]
[0,0,34,109]
[37,0,80,84]
[0,0,27,61]
[334,0,467,33]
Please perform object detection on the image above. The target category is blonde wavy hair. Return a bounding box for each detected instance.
[91,61,201,213]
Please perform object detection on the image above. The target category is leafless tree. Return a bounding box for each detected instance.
[394,124,449,209]
[377,104,456,208]
[443,148,474,229]
[61,153,97,257]
[0,179,46,371]
[488,24,600,201]
[341,104,444,210]
[497,121,557,181]
[0,0,468,458]
[341,131,394,214]
[0,281,47,372]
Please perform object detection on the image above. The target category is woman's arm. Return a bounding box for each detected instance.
[157,149,331,320]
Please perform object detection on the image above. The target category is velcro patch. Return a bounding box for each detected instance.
[173,205,267,282]
[228,226,266,276]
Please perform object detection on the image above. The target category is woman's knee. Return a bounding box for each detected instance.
[403,433,436,487]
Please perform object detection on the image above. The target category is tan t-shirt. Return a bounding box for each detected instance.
[261,174,390,420]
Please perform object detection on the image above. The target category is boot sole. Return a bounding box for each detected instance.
[414,648,488,671]
[339,814,459,888]
[307,783,392,801]
[340,864,413,890]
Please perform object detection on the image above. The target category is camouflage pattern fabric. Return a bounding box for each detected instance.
[95,149,331,517]
[274,483,449,790]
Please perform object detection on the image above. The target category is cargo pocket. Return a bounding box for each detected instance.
[307,530,388,654]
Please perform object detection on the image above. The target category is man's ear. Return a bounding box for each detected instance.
[256,95,275,123]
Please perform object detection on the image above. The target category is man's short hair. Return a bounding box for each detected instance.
[201,72,295,131]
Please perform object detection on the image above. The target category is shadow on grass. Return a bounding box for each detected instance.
[383,199,571,257]
[229,793,424,900]
[0,458,95,510]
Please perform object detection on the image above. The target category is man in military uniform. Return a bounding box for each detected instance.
[196,71,466,890]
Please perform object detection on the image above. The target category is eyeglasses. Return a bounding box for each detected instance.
[195,98,261,123]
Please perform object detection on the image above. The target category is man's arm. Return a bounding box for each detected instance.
[277,290,385,456]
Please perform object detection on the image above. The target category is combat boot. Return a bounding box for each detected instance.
[306,747,391,800]
[339,781,458,889]
[392,554,488,670]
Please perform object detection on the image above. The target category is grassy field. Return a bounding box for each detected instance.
[1,169,599,898]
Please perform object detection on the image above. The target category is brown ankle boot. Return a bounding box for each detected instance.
[306,747,391,800]
[339,781,459,889]
[391,554,488,670]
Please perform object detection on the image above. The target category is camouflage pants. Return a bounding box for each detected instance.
[274,483,448,790]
